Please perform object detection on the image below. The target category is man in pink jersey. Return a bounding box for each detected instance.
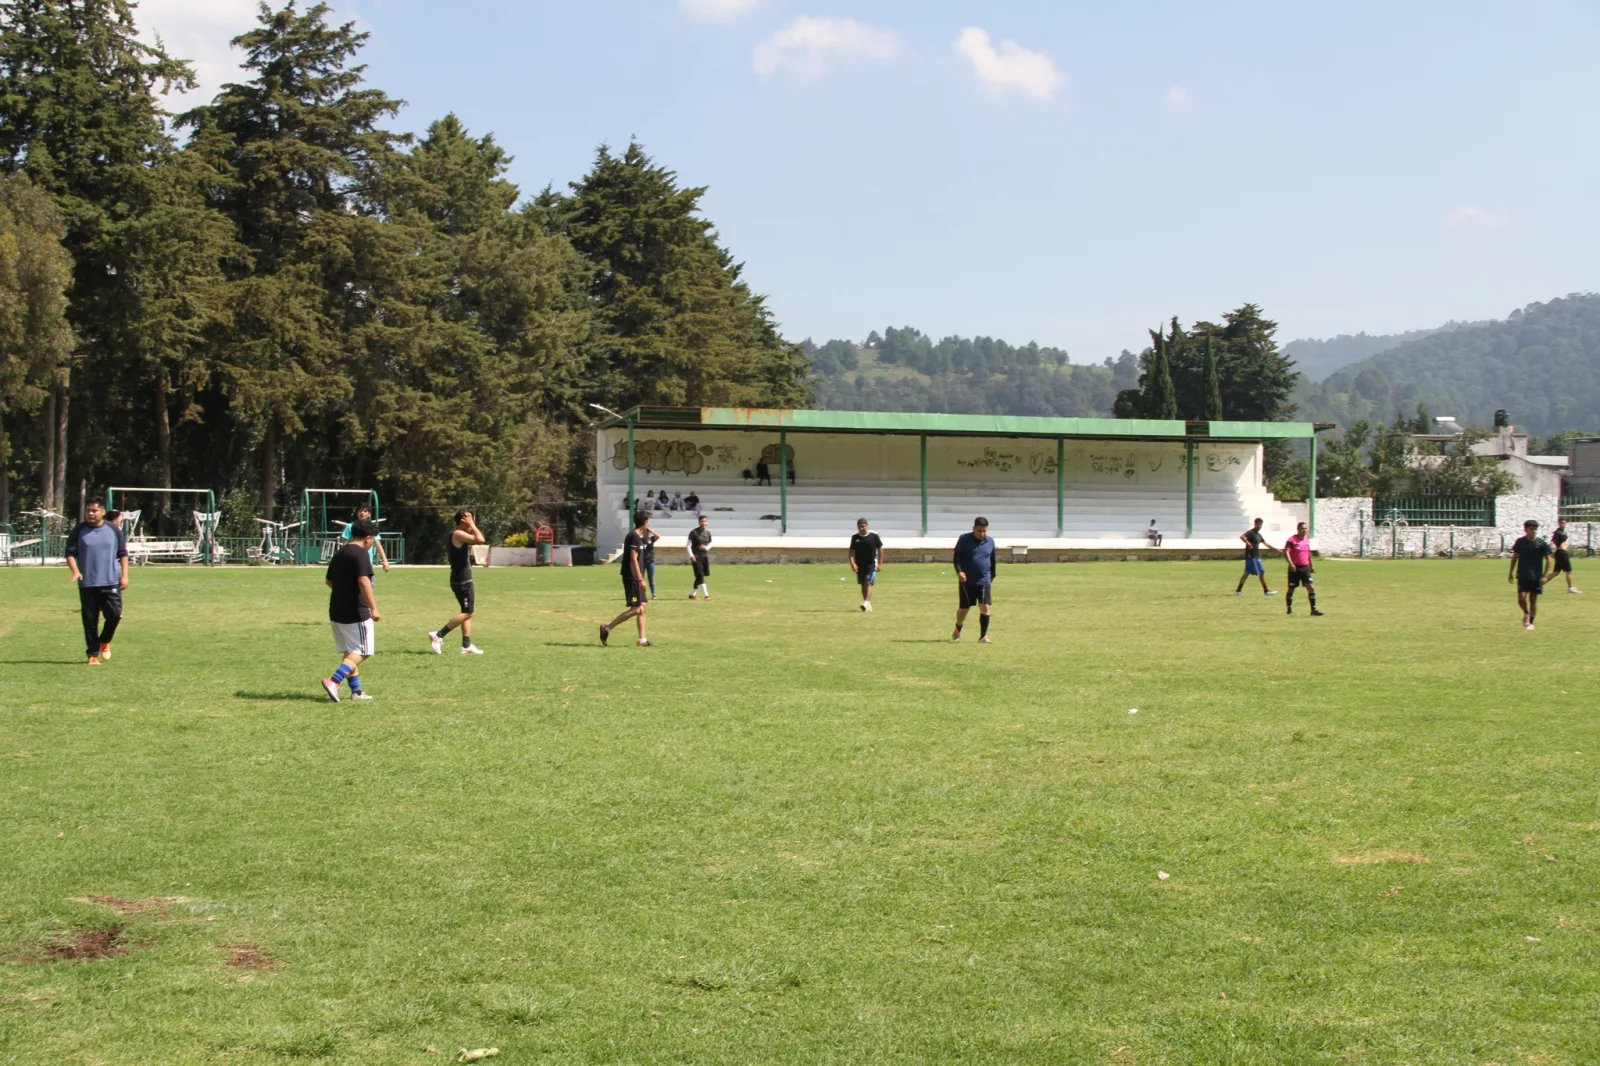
[1282,521,1323,616]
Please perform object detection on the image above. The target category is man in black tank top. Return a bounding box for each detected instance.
[429,510,486,654]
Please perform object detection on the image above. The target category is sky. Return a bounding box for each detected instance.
[139,0,1600,362]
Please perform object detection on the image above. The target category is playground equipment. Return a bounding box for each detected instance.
[105,487,221,564]
[298,488,381,564]
[4,508,62,565]
[252,517,301,564]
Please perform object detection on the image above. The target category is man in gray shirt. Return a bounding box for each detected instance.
[66,497,129,665]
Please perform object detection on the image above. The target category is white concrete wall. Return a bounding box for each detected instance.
[1312,498,1371,555]
[1496,494,1559,540]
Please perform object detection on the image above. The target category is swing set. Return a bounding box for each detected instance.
[104,486,222,565]
[296,488,396,564]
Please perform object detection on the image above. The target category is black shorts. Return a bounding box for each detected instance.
[958,581,992,609]
[623,574,647,608]
[451,581,475,614]
[1288,565,1314,588]
[692,555,710,582]
[1554,550,1572,573]
[1518,577,1545,596]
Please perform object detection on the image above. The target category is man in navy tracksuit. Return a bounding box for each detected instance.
[952,516,996,643]
[65,497,129,665]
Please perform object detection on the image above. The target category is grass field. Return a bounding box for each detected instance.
[1,558,1597,1065]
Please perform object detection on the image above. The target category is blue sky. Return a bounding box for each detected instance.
[147,0,1600,360]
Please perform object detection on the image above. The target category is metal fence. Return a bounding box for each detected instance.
[1,526,405,567]
[1560,497,1600,522]
[1371,497,1496,526]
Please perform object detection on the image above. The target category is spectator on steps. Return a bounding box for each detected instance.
[755,457,771,486]
[654,490,669,511]
[670,492,684,511]
[684,489,701,515]
[644,490,658,510]
[1146,520,1162,547]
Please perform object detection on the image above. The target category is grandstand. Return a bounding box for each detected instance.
[595,408,1329,561]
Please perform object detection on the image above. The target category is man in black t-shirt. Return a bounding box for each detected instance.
[849,517,884,612]
[600,510,651,647]
[1508,519,1554,630]
[687,514,712,600]
[429,510,486,655]
[322,519,380,701]
[1232,517,1277,596]
[1550,516,1580,594]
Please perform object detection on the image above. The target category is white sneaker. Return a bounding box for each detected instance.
[461,644,484,655]
[427,631,443,654]
[1232,590,1243,596]
[1265,590,1279,596]
[321,678,341,703]
[1568,587,1581,594]
[865,602,872,612]
[860,602,868,611]
[348,691,374,701]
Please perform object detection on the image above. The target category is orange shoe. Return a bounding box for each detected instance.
[98,643,111,661]
[87,656,100,666]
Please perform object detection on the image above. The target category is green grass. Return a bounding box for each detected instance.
[1,559,1597,1064]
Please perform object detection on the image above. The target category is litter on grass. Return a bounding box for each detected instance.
[1157,871,1170,881]
[1128,708,1139,715]
[458,1050,499,1063]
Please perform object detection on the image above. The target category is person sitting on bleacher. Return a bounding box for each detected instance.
[654,489,670,511]
[1146,520,1163,547]
[684,489,701,515]
[670,492,684,511]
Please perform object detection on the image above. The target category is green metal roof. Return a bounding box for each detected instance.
[597,406,1329,441]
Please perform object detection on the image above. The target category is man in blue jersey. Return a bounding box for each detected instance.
[952,516,996,643]
[65,498,129,665]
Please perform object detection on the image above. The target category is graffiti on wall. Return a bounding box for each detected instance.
[611,439,713,474]
[1089,453,1139,479]
[1028,452,1059,476]
[957,448,1024,472]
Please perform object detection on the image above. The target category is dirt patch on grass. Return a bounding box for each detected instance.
[222,943,284,972]
[1333,852,1431,866]
[68,895,194,917]
[1,924,138,964]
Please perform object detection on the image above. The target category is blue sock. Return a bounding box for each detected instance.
[348,672,362,693]
[332,663,353,683]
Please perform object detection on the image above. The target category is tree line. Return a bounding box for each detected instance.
[0,0,807,552]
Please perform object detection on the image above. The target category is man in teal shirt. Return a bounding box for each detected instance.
[340,503,390,575]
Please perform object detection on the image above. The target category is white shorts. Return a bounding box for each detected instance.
[331,619,375,657]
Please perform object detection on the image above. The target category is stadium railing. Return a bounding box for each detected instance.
[1372,496,1496,526]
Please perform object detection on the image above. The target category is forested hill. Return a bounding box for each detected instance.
[1282,321,1488,383]
[1294,294,1600,436]
[805,327,1139,417]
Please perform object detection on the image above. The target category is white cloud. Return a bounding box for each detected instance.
[954,26,1062,102]
[1167,85,1189,111]
[679,0,760,19]
[753,16,899,78]
[1446,205,1507,229]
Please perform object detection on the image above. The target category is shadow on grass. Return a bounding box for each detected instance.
[0,658,82,665]
[544,642,602,648]
[890,639,956,644]
[234,690,329,703]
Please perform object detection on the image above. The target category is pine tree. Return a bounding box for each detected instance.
[1143,329,1179,419]
[562,141,809,410]
[1202,334,1223,420]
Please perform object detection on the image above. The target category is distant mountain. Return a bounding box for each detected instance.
[1294,294,1600,436]
[804,327,1139,418]
[1282,321,1492,383]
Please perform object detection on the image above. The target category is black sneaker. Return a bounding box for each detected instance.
[1310,609,1325,616]
[599,625,610,646]
[1286,606,1293,615]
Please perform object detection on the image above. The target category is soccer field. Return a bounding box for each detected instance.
[1,560,1597,1064]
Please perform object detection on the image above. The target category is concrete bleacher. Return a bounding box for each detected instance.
[607,476,1298,557]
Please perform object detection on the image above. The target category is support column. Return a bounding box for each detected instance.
[1308,434,1318,539]
[920,435,928,537]
[626,417,635,518]
[1056,438,1065,538]
[779,429,788,535]
[1185,441,1195,539]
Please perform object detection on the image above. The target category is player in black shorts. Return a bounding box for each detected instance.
[1551,516,1580,594]
[429,509,486,655]
[687,514,712,600]
[1509,519,1554,630]
[849,517,883,611]
[601,510,651,647]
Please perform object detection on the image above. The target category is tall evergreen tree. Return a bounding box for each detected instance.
[1143,329,1179,419]
[182,0,403,514]
[1202,334,1223,420]
[0,174,74,521]
[562,142,809,410]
